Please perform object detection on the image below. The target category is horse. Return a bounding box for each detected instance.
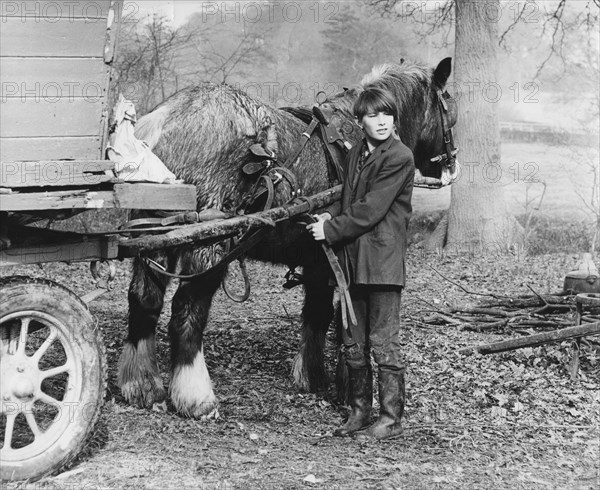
[117,57,458,418]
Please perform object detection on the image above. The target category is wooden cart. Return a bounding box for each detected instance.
[0,1,196,481]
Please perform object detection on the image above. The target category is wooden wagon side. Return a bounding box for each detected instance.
[1,0,120,162]
[0,0,197,267]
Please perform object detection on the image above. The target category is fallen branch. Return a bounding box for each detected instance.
[448,306,522,318]
[428,266,513,299]
[477,295,571,309]
[459,321,600,355]
[462,319,510,332]
[532,304,573,315]
[510,320,571,328]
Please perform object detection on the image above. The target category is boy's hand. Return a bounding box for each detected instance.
[306,213,331,241]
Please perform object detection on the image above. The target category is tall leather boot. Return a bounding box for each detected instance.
[333,366,373,437]
[356,368,404,440]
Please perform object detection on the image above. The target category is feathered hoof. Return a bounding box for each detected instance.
[121,377,167,408]
[172,397,220,420]
[169,347,219,419]
[118,338,165,408]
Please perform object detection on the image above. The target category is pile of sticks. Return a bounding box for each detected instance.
[416,266,600,356]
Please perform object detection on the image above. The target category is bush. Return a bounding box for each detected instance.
[409,212,594,255]
[514,214,592,255]
[408,210,445,246]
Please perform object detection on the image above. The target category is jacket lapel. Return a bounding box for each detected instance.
[361,136,395,171]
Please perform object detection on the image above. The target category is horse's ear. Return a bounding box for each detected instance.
[433,57,452,88]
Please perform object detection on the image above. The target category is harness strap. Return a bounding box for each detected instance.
[281,116,321,169]
[431,90,458,173]
[143,226,269,281]
[299,213,356,333]
[121,209,230,231]
[222,257,251,302]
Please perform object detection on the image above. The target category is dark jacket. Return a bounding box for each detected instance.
[323,136,414,286]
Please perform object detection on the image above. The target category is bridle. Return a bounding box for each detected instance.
[430,89,459,174]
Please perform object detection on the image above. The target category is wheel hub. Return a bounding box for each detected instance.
[1,357,39,410]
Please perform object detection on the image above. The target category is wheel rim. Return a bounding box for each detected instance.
[1,311,82,462]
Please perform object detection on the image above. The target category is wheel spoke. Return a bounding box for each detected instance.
[31,326,58,363]
[37,392,63,409]
[40,363,70,380]
[5,324,20,355]
[16,317,30,355]
[3,412,17,450]
[24,410,42,439]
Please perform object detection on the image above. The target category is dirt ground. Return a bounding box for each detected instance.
[2,247,599,489]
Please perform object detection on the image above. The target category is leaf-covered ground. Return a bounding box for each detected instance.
[2,249,599,489]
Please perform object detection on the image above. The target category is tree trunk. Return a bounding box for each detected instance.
[444,0,516,253]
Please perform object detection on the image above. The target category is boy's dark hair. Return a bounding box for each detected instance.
[353,87,398,122]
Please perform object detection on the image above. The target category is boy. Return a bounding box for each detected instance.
[307,87,415,440]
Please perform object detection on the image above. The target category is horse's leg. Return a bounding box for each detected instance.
[168,271,223,418]
[118,255,170,407]
[293,262,335,392]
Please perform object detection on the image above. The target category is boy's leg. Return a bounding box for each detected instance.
[357,286,405,440]
[334,286,373,436]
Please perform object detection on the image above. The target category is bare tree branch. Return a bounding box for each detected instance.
[499,2,526,50]
[534,0,568,78]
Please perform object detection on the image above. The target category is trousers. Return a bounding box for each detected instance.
[342,284,405,370]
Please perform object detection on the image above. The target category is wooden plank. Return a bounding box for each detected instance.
[0,136,102,161]
[0,236,119,266]
[1,58,107,99]
[0,1,112,19]
[1,99,104,138]
[459,322,600,355]
[113,183,197,210]
[0,188,117,211]
[0,17,108,57]
[120,185,343,255]
[0,184,197,211]
[1,160,115,187]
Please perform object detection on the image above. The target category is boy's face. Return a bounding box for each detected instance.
[360,111,395,145]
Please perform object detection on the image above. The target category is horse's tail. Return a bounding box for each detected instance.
[134,104,171,150]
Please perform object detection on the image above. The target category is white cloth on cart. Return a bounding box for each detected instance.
[106,96,181,184]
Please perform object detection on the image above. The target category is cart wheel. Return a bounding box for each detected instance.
[0,276,106,482]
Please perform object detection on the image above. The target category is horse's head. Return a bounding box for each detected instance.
[413,57,459,184]
[325,58,459,186]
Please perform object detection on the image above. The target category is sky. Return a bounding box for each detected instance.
[127,1,209,26]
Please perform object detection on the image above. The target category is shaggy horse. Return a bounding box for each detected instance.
[118,58,458,417]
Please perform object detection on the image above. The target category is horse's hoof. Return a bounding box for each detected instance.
[121,378,167,408]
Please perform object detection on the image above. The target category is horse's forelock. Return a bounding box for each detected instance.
[360,61,431,104]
